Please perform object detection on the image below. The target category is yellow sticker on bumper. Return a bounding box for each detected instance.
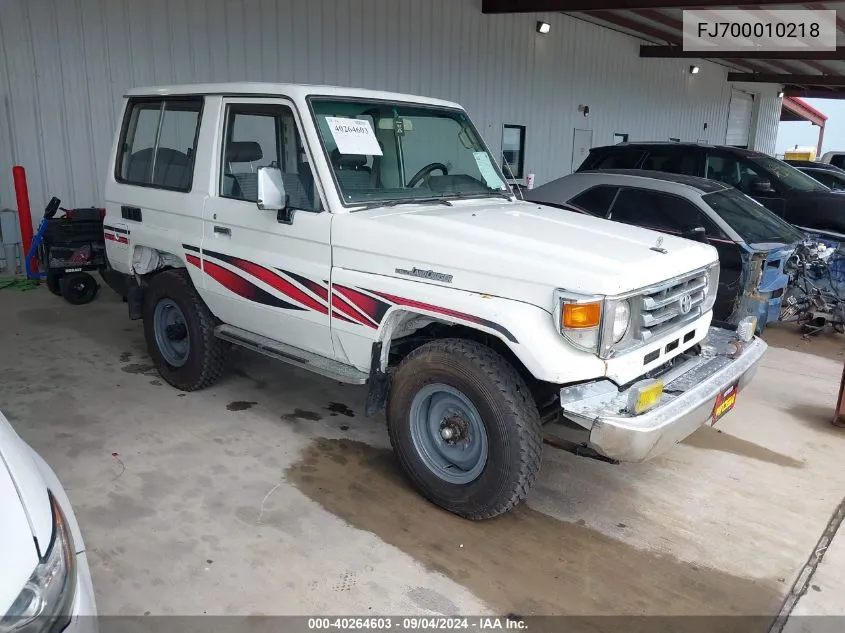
[634,381,664,415]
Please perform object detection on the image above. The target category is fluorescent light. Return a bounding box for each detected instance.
[689,65,700,74]
[537,21,550,34]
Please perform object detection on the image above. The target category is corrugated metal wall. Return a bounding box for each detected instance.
[0,0,781,223]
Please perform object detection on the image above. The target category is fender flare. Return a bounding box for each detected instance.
[363,306,518,417]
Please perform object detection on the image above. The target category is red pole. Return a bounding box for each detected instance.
[12,166,37,273]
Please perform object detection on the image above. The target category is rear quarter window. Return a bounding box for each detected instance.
[115,97,203,192]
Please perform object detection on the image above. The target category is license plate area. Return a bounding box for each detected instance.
[712,383,738,424]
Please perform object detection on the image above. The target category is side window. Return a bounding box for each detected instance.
[831,154,845,169]
[569,185,619,217]
[220,104,320,212]
[116,98,202,191]
[806,170,836,188]
[642,149,698,176]
[609,188,716,235]
[705,153,768,195]
[594,150,646,170]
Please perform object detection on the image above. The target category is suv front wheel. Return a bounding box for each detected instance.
[386,338,542,520]
[142,269,228,391]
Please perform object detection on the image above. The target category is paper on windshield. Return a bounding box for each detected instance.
[326,117,383,156]
[473,152,506,190]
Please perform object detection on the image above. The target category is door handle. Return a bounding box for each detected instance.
[213,225,231,236]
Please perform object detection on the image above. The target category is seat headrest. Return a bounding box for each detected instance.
[331,148,368,170]
[227,141,263,163]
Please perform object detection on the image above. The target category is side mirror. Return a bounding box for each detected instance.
[257,167,295,224]
[256,166,286,211]
[749,177,775,194]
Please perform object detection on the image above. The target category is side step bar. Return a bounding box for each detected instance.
[214,324,369,385]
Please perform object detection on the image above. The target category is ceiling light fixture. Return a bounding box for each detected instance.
[537,21,551,34]
[689,65,700,75]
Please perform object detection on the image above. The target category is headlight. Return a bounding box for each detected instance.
[611,299,630,343]
[1,493,77,633]
[702,262,720,313]
[555,291,603,353]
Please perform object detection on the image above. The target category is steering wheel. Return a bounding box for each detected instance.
[406,162,448,188]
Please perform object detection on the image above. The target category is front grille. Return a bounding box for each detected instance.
[635,268,708,342]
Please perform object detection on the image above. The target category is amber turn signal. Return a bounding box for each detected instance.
[562,302,602,329]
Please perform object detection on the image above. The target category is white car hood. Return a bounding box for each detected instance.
[0,413,51,615]
[333,200,718,300]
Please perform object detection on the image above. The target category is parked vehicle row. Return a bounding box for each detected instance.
[785,159,845,192]
[577,142,845,241]
[101,83,766,521]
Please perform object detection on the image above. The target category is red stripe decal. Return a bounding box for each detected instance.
[333,285,391,323]
[186,254,201,267]
[283,270,330,302]
[331,311,357,324]
[331,292,377,328]
[105,233,129,245]
[230,258,328,315]
[203,259,254,297]
[369,291,480,324]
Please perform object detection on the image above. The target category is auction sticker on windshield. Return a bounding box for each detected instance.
[326,117,383,156]
[473,152,506,189]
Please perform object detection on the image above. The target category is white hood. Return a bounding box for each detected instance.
[332,199,717,306]
[0,412,51,615]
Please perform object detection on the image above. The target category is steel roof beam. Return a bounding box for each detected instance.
[483,0,800,12]
[642,45,845,60]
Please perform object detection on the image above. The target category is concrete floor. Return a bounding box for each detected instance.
[1,287,844,621]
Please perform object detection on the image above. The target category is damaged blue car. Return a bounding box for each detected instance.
[525,170,805,332]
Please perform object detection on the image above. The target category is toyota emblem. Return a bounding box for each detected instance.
[678,294,693,315]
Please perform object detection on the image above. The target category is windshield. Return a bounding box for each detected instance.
[750,156,830,193]
[702,189,804,245]
[310,98,509,206]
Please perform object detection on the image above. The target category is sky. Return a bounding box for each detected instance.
[776,98,845,158]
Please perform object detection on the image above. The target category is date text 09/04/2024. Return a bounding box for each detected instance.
[307,617,528,631]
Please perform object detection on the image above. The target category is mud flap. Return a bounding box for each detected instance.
[128,279,144,320]
[365,342,390,417]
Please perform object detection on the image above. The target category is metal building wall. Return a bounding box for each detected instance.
[0,0,782,223]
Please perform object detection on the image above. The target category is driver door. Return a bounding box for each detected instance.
[198,98,334,358]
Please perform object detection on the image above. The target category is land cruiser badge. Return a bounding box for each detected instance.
[395,266,454,284]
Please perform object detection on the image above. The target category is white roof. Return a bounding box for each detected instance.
[123,82,463,109]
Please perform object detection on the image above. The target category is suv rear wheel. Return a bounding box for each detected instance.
[386,338,542,520]
[142,269,228,391]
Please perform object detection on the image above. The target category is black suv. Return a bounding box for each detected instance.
[578,143,845,240]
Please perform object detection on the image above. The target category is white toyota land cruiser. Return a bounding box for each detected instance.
[103,83,767,520]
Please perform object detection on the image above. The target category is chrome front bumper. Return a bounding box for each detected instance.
[559,326,767,463]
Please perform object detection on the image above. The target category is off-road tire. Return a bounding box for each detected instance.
[142,269,228,391]
[59,272,99,305]
[45,271,62,296]
[386,338,542,520]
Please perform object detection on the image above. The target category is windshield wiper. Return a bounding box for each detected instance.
[354,197,454,211]
[445,191,514,201]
